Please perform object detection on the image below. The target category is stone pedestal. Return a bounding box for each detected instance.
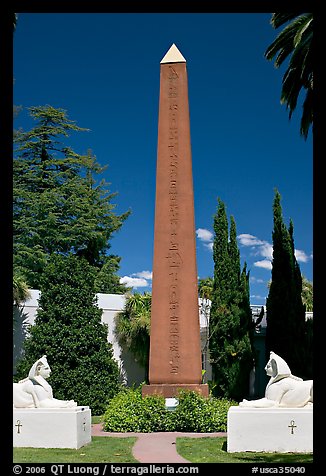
[227,406,313,453]
[13,406,91,449]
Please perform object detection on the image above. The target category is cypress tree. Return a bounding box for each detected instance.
[212,198,230,302]
[14,253,121,415]
[209,199,228,392]
[266,189,309,378]
[209,198,255,400]
[228,216,241,302]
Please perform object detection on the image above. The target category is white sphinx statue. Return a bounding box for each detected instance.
[239,351,313,408]
[13,355,77,409]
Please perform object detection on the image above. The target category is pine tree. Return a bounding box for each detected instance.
[266,189,310,378]
[209,199,255,400]
[14,254,121,415]
[13,105,130,291]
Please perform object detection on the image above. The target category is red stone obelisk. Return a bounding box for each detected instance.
[142,44,208,398]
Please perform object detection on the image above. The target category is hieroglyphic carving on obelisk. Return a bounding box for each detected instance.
[142,44,208,398]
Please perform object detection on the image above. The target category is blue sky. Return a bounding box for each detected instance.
[13,13,313,305]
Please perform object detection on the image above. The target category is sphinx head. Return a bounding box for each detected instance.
[265,351,291,378]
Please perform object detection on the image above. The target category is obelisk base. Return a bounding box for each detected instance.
[142,383,209,398]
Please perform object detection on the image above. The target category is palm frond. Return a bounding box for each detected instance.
[270,12,304,29]
[280,67,302,115]
[280,27,313,116]
[300,87,313,139]
[265,15,312,67]
[265,12,313,140]
[114,292,151,368]
[13,274,31,306]
[293,15,313,47]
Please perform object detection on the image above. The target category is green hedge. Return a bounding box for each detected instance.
[102,386,238,432]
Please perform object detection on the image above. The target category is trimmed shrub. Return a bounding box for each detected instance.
[102,386,237,432]
[172,390,237,432]
[102,386,174,432]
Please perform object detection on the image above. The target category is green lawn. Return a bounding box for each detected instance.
[13,436,138,463]
[176,437,313,463]
[13,435,313,464]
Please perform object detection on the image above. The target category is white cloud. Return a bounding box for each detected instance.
[258,243,273,260]
[238,234,272,259]
[197,229,311,272]
[250,294,267,300]
[250,276,265,284]
[238,234,265,247]
[132,270,153,280]
[196,228,213,242]
[238,233,273,270]
[254,259,272,270]
[295,249,309,263]
[119,276,149,288]
[204,242,214,251]
[239,233,311,266]
[196,228,214,252]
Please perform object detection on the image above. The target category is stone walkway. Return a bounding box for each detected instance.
[92,423,227,463]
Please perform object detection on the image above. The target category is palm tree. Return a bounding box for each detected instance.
[198,278,213,375]
[13,274,31,308]
[264,13,313,140]
[301,275,313,312]
[198,277,213,300]
[13,273,31,327]
[114,292,151,381]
